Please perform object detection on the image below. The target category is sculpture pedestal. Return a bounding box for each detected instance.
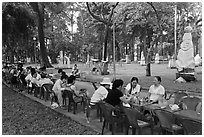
[176,68,196,82]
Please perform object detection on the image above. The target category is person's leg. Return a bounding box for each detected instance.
[56,92,63,107]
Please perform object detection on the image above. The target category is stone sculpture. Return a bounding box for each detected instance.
[175,26,196,81]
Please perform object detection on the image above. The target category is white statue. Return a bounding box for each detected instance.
[155,53,160,64]
[140,51,145,65]
[176,26,195,72]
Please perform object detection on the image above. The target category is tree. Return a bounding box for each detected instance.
[2,2,35,63]
[86,2,119,75]
[29,2,53,67]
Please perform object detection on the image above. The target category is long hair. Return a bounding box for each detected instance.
[129,77,138,94]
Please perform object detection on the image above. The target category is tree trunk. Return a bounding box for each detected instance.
[146,49,151,76]
[31,2,52,68]
[143,33,151,76]
[101,25,109,74]
[103,25,109,61]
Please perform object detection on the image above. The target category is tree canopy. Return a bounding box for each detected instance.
[2,2,202,70]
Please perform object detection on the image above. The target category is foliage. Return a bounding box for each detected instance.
[2,2,202,65]
[2,2,35,63]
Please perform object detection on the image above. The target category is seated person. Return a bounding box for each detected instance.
[25,66,32,76]
[25,68,41,86]
[52,74,69,107]
[122,77,141,105]
[37,73,53,87]
[25,68,41,95]
[148,76,165,103]
[10,66,18,86]
[105,79,124,107]
[90,77,112,105]
[66,75,86,99]
[52,69,63,79]
[72,64,80,77]
[51,69,66,82]
[125,77,141,96]
[91,61,100,74]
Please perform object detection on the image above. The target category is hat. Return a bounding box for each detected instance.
[100,77,112,85]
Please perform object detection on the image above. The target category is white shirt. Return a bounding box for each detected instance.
[125,83,141,95]
[25,73,41,84]
[91,86,109,103]
[149,84,165,102]
[37,78,53,87]
[52,79,65,94]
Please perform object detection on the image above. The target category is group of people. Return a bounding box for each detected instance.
[90,76,166,109]
[3,62,166,111]
[3,63,85,109]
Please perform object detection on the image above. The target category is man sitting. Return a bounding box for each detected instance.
[86,78,112,122]
[25,68,41,94]
[90,78,112,105]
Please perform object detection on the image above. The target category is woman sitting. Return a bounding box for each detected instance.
[148,76,165,104]
[122,77,141,106]
[71,64,80,77]
[125,77,141,95]
[66,75,86,102]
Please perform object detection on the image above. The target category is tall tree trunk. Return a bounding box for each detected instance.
[30,2,52,68]
[146,48,151,76]
[103,25,109,61]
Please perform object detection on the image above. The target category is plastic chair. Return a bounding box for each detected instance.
[174,91,188,105]
[123,107,153,135]
[100,103,127,135]
[66,90,84,114]
[176,117,202,135]
[85,99,103,123]
[154,109,183,135]
[41,84,54,102]
[179,96,201,111]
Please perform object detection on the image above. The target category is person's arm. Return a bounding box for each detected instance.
[147,86,153,101]
[71,85,80,96]
[159,86,165,98]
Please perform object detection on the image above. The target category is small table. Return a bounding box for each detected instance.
[174,110,202,122]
